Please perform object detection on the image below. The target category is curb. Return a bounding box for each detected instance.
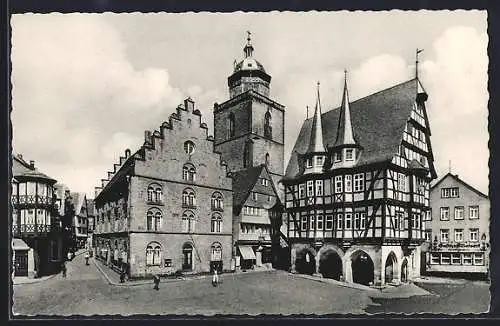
[291,273,378,293]
[12,272,58,286]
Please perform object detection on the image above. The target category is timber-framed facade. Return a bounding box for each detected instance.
[282,76,437,286]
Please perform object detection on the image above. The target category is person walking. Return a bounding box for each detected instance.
[84,251,90,266]
[153,274,160,290]
[212,269,219,287]
[61,261,67,278]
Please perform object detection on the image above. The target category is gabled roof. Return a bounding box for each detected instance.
[285,78,421,180]
[431,173,488,199]
[231,164,282,214]
[12,154,57,183]
[86,198,95,216]
[70,192,86,216]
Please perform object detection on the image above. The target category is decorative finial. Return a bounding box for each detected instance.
[247,30,251,43]
[244,31,254,58]
[344,69,348,82]
[416,48,424,80]
[306,105,309,119]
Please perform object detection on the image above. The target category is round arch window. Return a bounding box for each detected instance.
[184,141,195,154]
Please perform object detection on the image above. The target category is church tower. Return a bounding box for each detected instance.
[214,32,285,195]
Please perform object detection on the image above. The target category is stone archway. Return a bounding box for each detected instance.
[401,258,409,283]
[319,249,343,280]
[351,250,375,286]
[295,246,316,275]
[384,251,398,284]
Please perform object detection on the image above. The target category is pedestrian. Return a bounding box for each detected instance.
[153,274,160,290]
[61,261,67,278]
[212,269,219,287]
[120,267,126,283]
[84,251,90,265]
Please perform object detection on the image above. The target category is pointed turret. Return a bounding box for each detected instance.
[333,71,358,147]
[307,82,326,154]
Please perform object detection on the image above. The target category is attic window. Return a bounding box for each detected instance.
[184,141,195,154]
[306,158,313,168]
[345,149,354,161]
[315,156,324,167]
[334,152,342,163]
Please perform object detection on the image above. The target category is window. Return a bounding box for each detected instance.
[315,180,323,196]
[147,184,163,203]
[325,215,333,230]
[315,156,324,167]
[454,206,464,220]
[354,213,360,229]
[353,173,364,192]
[473,253,484,265]
[264,112,272,138]
[397,173,406,192]
[411,213,420,229]
[454,229,463,242]
[267,195,272,202]
[463,253,472,265]
[146,209,162,231]
[261,178,269,186]
[424,229,432,242]
[147,187,154,202]
[440,207,450,220]
[211,214,223,233]
[252,192,258,201]
[211,243,223,261]
[431,253,440,264]
[182,188,196,207]
[316,214,324,230]
[451,253,461,265]
[182,211,195,233]
[360,212,366,229]
[155,188,162,202]
[334,176,343,193]
[243,141,253,168]
[336,214,343,229]
[309,215,315,230]
[265,153,270,166]
[469,206,479,219]
[469,228,479,242]
[301,216,307,231]
[306,180,314,197]
[334,151,342,163]
[306,158,313,168]
[440,229,449,243]
[146,243,162,266]
[182,164,196,182]
[211,192,224,210]
[441,187,459,198]
[423,209,432,221]
[228,113,235,138]
[441,253,451,265]
[345,175,352,192]
[299,184,305,198]
[184,141,195,154]
[345,213,352,229]
[345,149,354,161]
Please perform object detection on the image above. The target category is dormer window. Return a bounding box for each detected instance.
[334,152,342,163]
[306,158,313,168]
[315,156,324,167]
[345,149,354,161]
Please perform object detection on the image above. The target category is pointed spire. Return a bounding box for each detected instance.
[334,70,357,147]
[244,30,254,58]
[306,81,326,153]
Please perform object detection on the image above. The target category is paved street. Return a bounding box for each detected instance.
[12,252,490,316]
[365,280,490,314]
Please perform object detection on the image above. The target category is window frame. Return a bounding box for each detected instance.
[440,207,450,221]
[469,205,479,219]
[454,206,464,220]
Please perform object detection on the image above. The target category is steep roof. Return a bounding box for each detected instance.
[332,75,359,148]
[231,164,281,213]
[305,83,326,154]
[12,154,57,182]
[431,173,488,199]
[285,78,420,180]
[70,192,86,216]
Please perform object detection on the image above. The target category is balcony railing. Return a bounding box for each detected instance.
[12,224,51,235]
[211,206,224,212]
[12,195,55,206]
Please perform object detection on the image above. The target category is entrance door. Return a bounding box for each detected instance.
[15,250,28,277]
[182,244,193,271]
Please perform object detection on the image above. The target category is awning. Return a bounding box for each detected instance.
[12,238,30,250]
[239,245,256,260]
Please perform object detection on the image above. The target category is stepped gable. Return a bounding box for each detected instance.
[95,98,230,199]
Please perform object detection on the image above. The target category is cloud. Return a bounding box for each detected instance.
[11,14,186,195]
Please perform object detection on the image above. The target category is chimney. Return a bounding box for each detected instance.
[144,130,152,144]
[29,160,35,168]
[18,154,23,160]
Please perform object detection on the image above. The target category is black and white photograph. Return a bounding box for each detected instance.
[9,8,491,316]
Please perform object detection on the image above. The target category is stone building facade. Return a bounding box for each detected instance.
[93,98,233,278]
[422,173,490,276]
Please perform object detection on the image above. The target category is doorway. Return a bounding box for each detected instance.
[352,251,374,286]
[319,250,343,280]
[385,252,397,284]
[15,250,28,277]
[182,243,193,271]
[296,248,316,275]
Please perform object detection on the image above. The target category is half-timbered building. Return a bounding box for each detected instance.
[282,75,437,286]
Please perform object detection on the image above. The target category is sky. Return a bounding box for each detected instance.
[10,11,488,197]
